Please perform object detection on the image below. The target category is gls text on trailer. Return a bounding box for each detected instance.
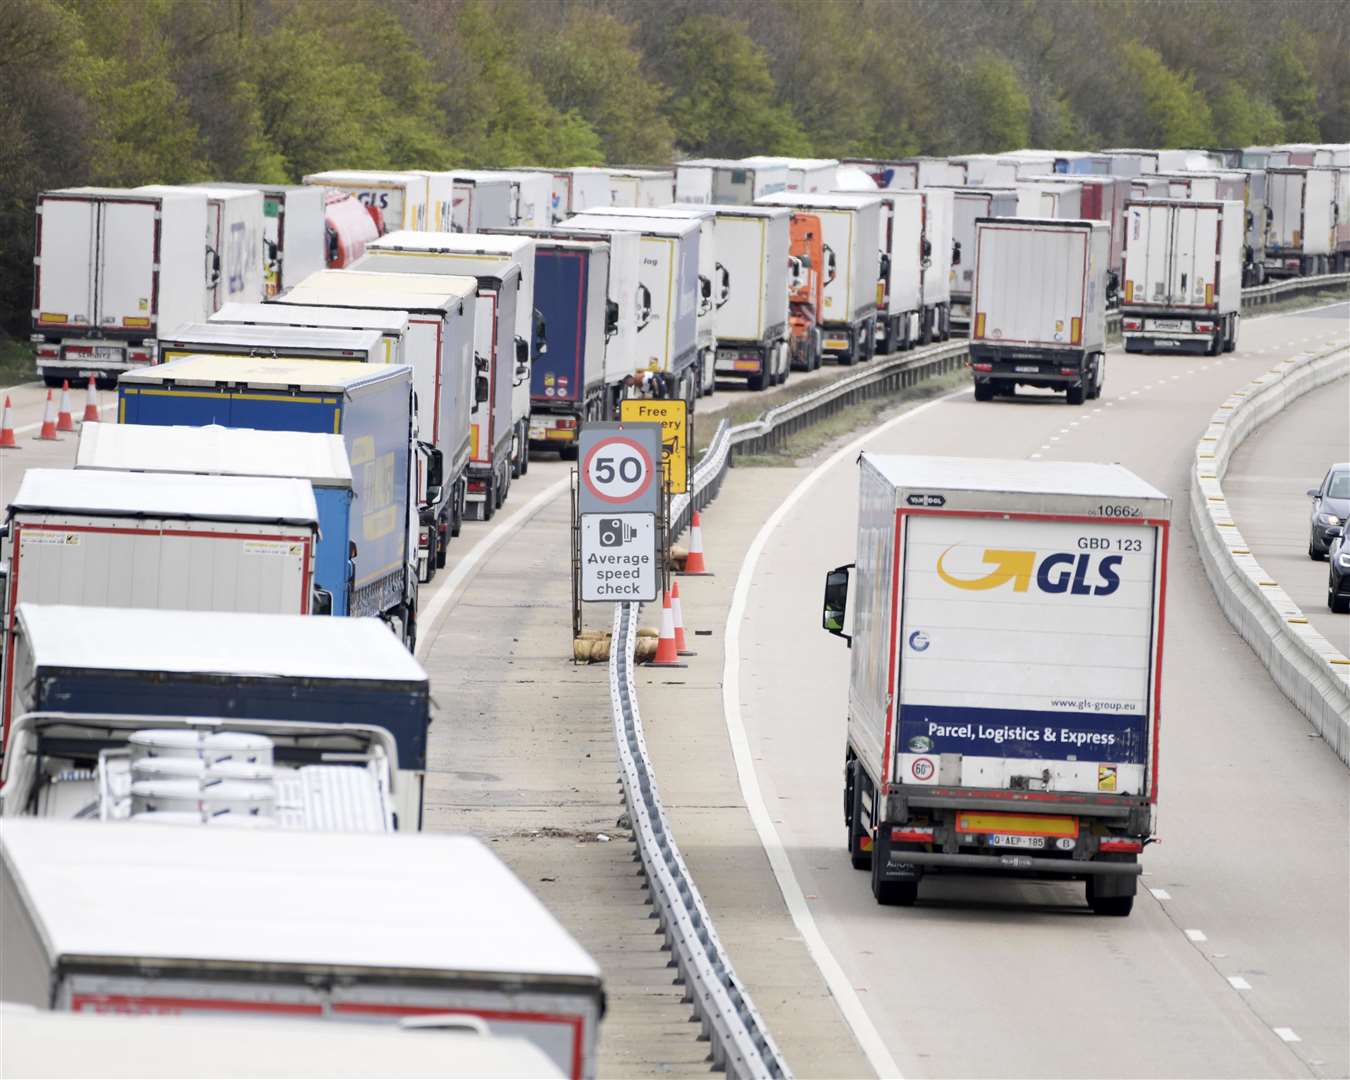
[822,455,1170,915]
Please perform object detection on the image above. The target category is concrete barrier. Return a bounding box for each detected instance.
[1190,346,1350,765]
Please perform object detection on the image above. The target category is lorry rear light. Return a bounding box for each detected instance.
[1194,321,1215,333]
[35,344,59,359]
[128,350,152,364]
[1122,317,1141,331]
[555,417,577,429]
[890,827,934,843]
[1059,367,1077,376]
[468,480,485,493]
[1070,316,1082,345]
[63,345,93,355]
[973,313,986,338]
[1098,838,1143,854]
[972,362,993,372]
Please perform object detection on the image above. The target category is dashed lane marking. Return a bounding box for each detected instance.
[1273,1028,1301,1043]
[1185,929,1207,942]
[1228,976,1252,991]
[1149,888,1172,900]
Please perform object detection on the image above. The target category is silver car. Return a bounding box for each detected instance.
[1307,463,1350,560]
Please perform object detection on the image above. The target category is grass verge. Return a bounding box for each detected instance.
[0,338,36,389]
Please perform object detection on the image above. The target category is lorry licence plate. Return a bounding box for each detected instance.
[1147,319,1185,332]
[824,338,849,351]
[989,834,1045,850]
[1013,365,1040,373]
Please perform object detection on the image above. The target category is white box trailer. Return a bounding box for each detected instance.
[943,187,1019,329]
[1120,198,1243,354]
[606,168,675,208]
[565,213,701,404]
[756,192,882,364]
[488,170,554,227]
[31,187,209,386]
[159,322,386,364]
[547,168,614,220]
[444,172,522,232]
[212,300,409,365]
[0,819,604,1078]
[916,187,955,338]
[193,182,326,297]
[908,158,967,187]
[302,170,427,232]
[741,156,839,193]
[139,185,266,315]
[822,454,1170,914]
[1128,176,1170,200]
[273,271,477,557]
[1015,180,1082,219]
[1263,167,1339,275]
[840,158,920,190]
[2,606,430,825]
[698,205,791,390]
[355,233,534,490]
[0,1003,564,1079]
[676,158,789,205]
[844,189,926,353]
[969,218,1110,403]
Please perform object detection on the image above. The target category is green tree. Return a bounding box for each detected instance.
[660,14,811,157]
[1211,81,1285,146]
[958,50,1032,153]
[1267,27,1322,141]
[1118,42,1215,147]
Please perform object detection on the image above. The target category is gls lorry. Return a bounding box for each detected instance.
[302,170,427,232]
[757,192,882,364]
[211,301,410,365]
[822,454,1170,915]
[193,182,326,297]
[1,607,430,827]
[118,357,421,637]
[969,218,1109,404]
[1,820,604,1077]
[30,187,209,387]
[1120,199,1243,355]
[273,270,477,565]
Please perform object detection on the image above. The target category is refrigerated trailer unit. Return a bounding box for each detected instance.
[442,172,516,233]
[302,170,427,233]
[75,422,361,622]
[943,188,1019,330]
[193,182,325,297]
[756,192,882,364]
[118,356,419,628]
[1263,167,1341,276]
[1074,176,1130,280]
[917,187,956,342]
[0,609,431,827]
[211,301,409,365]
[855,189,928,353]
[606,168,675,208]
[969,218,1110,404]
[822,454,1170,914]
[137,185,265,316]
[513,167,612,223]
[839,158,920,191]
[272,270,477,565]
[159,322,385,364]
[30,187,209,386]
[1120,199,1243,354]
[741,156,839,193]
[488,170,554,228]
[1015,180,1082,220]
[909,158,967,187]
[565,213,701,405]
[676,159,789,205]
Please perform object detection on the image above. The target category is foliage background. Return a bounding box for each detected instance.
[3,0,1347,338]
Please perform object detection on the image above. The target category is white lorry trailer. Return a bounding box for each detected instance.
[485,170,554,228]
[1263,167,1340,276]
[1120,198,1243,354]
[606,168,676,208]
[840,158,920,190]
[565,212,701,405]
[1015,180,1083,220]
[822,453,1170,914]
[442,171,517,232]
[943,187,1019,331]
[757,192,882,364]
[302,170,427,232]
[193,182,326,297]
[676,159,788,205]
[0,819,605,1078]
[969,218,1110,404]
[158,322,386,365]
[1,606,430,826]
[272,270,477,558]
[843,188,927,353]
[212,300,409,365]
[30,187,209,386]
[741,156,838,193]
[548,168,614,220]
[916,187,956,342]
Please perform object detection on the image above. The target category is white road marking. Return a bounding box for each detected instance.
[415,476,569,660]
[1185,929,1207,942]
[721,389,968,1079]
[1029,453,1042,459]
[1273,1028,1301,1043]
[1149,888,1172,900]
[1228,976,1252,990]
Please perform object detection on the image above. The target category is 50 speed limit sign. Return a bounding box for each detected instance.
[577,424,662,514]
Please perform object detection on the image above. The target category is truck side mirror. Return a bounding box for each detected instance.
[822,564,854,644]
[635,284,653,330]
[879,252,891,278]
[425,446,444,496]
[515,336,529,365]
[605,299,619,340]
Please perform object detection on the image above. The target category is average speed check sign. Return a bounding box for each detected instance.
[578,424,662,515]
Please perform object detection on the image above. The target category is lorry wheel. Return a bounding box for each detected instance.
[938,304,950,341]
[812,329,824,369]
[560,443,579,461]
[871,844,918,906]
[519,428,530,475]
[437,511,450,569]
[1067,384,1085,406]
[1331,581,1350,614]
[747,369,767,391]
[1085,878,1134,917]
[973,380,993,402]
[482,483,496,521]
[1223,315,1237,353]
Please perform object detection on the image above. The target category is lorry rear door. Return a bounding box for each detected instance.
[532,250,585,403]
[97,201,158,331]
[1171,204,1217,307]
[1127,202,1172,305]
[36,198,97,329]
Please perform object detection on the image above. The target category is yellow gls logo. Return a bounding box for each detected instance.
[937,547,1124,597]
[937,548,1035,591]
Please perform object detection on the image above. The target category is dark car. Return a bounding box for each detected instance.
[1329,528,1350,614]
[1306,463,1349,560]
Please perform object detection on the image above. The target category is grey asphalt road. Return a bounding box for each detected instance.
[707,301,1350,1077]
[1224,367,1350,650]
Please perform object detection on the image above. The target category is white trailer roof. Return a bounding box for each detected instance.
[606,167,674,178]
[303,170,420,187]
[120,354,408,392]
[283,270,477,308]
[76,423,352,486]
[10,468,318,525]
[1,818,599,981]
[566,213,699,238]
[15,604,427,682]
[702,204,792,220]
[45,187,202,203]
[757,192,882,210]
[742,155,840,169]
[863,453,1168,501]
[160,322,385,354]
[213,302,410,335]
[369,231,532,259]
[0,1005,564,1079]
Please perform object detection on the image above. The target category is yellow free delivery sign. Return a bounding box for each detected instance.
[619,399,688,494]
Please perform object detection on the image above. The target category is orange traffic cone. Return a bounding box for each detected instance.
[36,390,60,441]
[56,380,75,432]
[82,375,100,422]
[671,580,695,656]
[0,396,18,449]
[680,511,713,575]
[648,590,687,668]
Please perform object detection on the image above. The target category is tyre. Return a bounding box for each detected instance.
[747,368,767,391]
[871,843,918,906]
[1310,532,1326,560]
[938,303,950,341]
[560,443,579,462]
[919,309,933,346]
[973,380,994,402]
[519,427,530,475]
[1067,384,1085,406]
[436,511,450,569]
[812,329,824,369]
[848,761,871,871]
[481,483,496,521]
[42,372,66,389]
[1123,340,1142,354]
[1223,314,1237,353]
[1331,581,1350,614]
[1088,355,1105,400]
[450,484,464,538]
[1086,877,1134,916]
[864,318,878,361]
